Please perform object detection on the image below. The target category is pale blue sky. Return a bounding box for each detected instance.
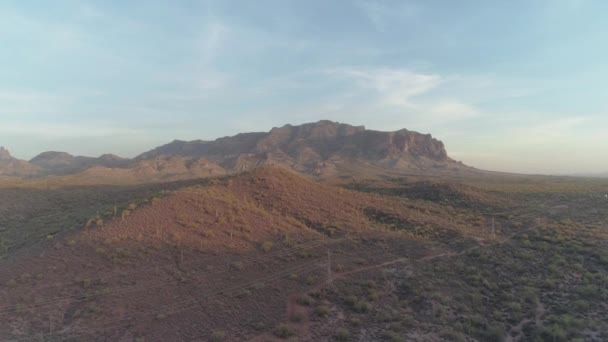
[1,0,607,174]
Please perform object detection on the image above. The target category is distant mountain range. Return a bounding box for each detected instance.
[0,120,470,182]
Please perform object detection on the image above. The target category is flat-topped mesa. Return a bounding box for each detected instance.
[0,147,13,161]
[255,121,366,153]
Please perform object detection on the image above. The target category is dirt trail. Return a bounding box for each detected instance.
[270,218,545,342]
[248,216,548,341]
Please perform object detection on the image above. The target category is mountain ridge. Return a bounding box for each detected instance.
[0,120,467,180]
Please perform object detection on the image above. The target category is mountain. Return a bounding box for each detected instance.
[29,151,130,175]
[0,147,12,161]
[2,120,468,181]
[0,147,40,177]
[136,120,465,177]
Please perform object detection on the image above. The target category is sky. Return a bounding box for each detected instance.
[1,0,607,174]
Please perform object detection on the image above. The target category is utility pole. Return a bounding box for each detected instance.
[327,249,332,286]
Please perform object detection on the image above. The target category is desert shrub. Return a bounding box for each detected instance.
[261,241,274,252]
[539,325,568,342]
[440,329,467,342]
[576,285,600,300]
[315,305,331,318]
[367,289,380,301]
[542,278,558,289]
[273,324,295,339]
[305,275,316,285]
[385,322,402,333]
[573,299,590,312]
[353,300,371,313]
[481,324,505,342]
[344,295,358,307]
[348,317,361,327]
[121,209,131,221]
[209,330,226,342]
[381,330,406,342]
[297,295,314,306]
[291,312,304,323]
[522,287,538,304]
[335,327,350,341]
[231,261,244,271]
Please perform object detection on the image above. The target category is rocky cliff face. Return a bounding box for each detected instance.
[136,120,456,176]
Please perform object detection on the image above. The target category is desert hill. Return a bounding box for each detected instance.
[0,167,488,341]
[0,147,130,178]
[29,151,130,175]
[1,167,607,341]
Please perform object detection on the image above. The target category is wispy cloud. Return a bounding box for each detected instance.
[328,67,442,107]
[320,67,483,128]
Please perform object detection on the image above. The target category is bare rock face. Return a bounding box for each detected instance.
[0,147,12,161]
[136,120,457,176]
